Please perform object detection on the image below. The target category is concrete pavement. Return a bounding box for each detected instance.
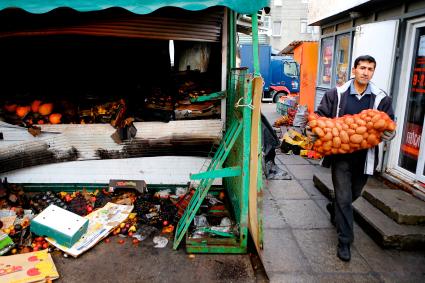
[260,103,425,282]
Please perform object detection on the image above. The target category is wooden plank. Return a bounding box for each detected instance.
[0,156,221,185]
[248,77,263,252]
[0,120,223,149]
[0,120,224,172]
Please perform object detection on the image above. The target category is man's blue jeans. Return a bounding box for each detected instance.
[331,150,369,244]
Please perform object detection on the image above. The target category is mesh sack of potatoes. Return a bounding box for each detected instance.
[308,109,396,156]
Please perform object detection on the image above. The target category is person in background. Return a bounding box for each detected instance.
[311,55,396,261]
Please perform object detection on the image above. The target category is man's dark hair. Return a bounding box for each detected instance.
[354,55,376,69]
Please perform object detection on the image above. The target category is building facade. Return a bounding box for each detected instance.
[309,0,425,197]
[267,0,320,51]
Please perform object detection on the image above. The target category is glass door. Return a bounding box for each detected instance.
[397,27,425,183]
[334,33,350,86]
[319,37,334,87]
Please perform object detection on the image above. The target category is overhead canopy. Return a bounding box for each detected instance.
[0,0,269,15]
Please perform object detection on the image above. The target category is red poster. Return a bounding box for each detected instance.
[401,123,422,158]
[411,57,425,94]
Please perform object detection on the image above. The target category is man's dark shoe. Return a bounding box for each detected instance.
[337,242,351,262]
[326,203,335,226]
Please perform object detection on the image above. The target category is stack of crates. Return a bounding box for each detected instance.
[276,96,297,116]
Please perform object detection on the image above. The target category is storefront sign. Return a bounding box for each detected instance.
[411,56,425,93]
[401,122,422,158]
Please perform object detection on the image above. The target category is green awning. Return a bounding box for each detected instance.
[0,0,269,15]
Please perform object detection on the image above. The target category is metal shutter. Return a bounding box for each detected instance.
[0,7,223,42]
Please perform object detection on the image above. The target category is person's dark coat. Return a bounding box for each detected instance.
[315,80,394,174]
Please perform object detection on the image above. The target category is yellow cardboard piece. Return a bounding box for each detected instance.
[0,249,59,283]
[282,129,312,150]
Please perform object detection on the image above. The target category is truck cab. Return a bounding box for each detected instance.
[265,56,300,102]
[239,44,300,102]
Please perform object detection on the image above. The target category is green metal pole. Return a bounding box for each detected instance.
[251,15,260,76]
[229,10,236,70]
[227,10,237,127]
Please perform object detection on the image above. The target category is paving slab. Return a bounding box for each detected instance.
[274,154,284,165]
[276,154,311,165]
[292,229,372,274]
[260,229,312,274]
[275,164,294,178]
[316,273,381,282]
[353,197,425,249]
[286,164,321,180]
[312,165,331,174]
[267,179,310,200]
[299,179,327,200]
[262,201,289,229]
[363,188,425,225]
[314,198,333,219]
[268,273,316,283]
[263,184,274,200]
[306,158,321,166]
[276,199,333,229]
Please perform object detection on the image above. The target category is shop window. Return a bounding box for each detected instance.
[319,37,334,86]
[301,19,318,35]
[334,34,350,86]
[301,19,314,34]
[263,15,271,30]
[398,27,425,174]
[272,21,282,36]
[300,19,307,33]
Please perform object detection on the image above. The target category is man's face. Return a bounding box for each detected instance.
[352,60,375,85]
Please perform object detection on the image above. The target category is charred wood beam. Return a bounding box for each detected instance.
[96,137,218,159]
[0,142,79,173]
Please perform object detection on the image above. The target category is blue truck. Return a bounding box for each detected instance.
[239,44,300,102]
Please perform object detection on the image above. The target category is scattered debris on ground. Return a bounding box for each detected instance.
[0,178,237,282]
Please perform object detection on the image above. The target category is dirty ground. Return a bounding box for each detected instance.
[51,238,258,283]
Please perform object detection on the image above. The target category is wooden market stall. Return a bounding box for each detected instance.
[0,0,268,254]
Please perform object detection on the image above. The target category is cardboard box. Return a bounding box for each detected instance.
[108,179,147,194]
[30,205,88,248]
